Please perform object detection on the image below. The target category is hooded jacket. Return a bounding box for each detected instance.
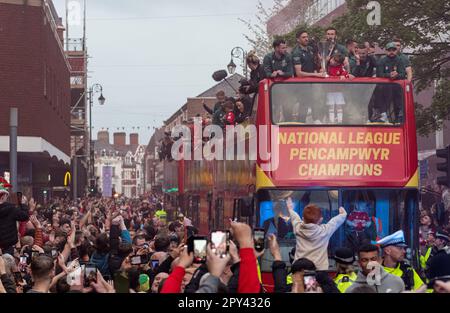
[345,267,405,293]
[288,207,347,270]
[0,202,29,249]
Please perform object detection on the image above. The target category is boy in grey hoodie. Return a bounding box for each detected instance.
[286,197,347,271]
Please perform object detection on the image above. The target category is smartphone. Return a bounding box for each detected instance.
[51,249,58,259]
[19,256,28,265]
[211,230,229,258]
[303,271,319,291]
[83,265,98,287]
[130,254,150,265]
[151,259,159,270]
[31,250,40,259]
[253,228,265,252]
[189,236,207,264]
[130,255,142,265]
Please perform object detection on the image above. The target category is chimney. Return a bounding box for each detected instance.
[113,132,126,147]
[130,133,139,146]
[97,131,109,144]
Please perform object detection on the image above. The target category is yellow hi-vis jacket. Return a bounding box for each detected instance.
[334,272,357,293]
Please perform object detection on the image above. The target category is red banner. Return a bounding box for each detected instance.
[273,128,406,185]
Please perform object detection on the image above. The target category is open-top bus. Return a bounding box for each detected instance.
[164,76,419,291]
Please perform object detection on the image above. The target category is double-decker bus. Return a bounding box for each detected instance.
[164,76,419,290]
[255,77,419,289]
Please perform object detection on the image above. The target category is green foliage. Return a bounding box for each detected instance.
[331,0,450,136]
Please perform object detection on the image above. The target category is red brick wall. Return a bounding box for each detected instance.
[0,2,71,155]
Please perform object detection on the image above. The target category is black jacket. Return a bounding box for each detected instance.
[246,65,266,94]
[1,274,17,293]
[0,202,29,249]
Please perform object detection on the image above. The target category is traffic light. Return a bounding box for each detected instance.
[436,145,450,186]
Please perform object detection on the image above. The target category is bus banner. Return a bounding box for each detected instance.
[274,127,408,185]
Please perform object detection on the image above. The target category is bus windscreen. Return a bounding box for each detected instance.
[270,83,404,125]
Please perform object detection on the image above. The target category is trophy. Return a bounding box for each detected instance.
[318,39,336,73]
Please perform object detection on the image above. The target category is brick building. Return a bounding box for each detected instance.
[0,0,71,201]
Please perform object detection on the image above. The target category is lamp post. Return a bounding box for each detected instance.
[88,83,105,193]
[227,47,248,78]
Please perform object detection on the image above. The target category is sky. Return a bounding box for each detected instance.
[53,0,277,145]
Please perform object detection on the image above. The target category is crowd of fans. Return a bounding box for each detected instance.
[0,176,450,294]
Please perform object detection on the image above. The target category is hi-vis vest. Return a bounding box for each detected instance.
[420,247,432,270]
[155,209,167,221]
[334,272,357,293]
[383,263,425,291]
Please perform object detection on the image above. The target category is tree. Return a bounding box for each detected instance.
[239,0,289,57]
[330,0,450,136]
[240,0,316,57]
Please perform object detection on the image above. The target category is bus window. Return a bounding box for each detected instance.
[257,190,338,240]
[270,83,404,125]
[337,190,418,257]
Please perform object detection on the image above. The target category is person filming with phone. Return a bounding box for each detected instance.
[0,177,30,256]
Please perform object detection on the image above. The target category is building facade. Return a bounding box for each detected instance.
[0,0,71,201]
[94,131,145,198]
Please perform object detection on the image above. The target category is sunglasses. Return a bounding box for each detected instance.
[387,48,397,51]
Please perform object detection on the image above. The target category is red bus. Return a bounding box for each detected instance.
[255,77,419,289]
[164,77,419,290]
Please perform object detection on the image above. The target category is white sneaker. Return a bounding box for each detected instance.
[380,112,388,122]
[314,120,322,125]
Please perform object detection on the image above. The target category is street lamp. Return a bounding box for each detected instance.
[88,83,105,193]
[227,47,248,78]
[227,59,237,75]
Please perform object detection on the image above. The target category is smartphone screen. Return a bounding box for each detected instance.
[211,231,229,258]
[83,266,97,287]
[51,249,58,259]
[303,272,318,291]
[20,256,27,265]
[254,228,265,252]
[193,239,207,263]
[130,255,141,265]
[151,260,159,270]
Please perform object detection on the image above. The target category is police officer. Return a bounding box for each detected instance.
[333,247,357,293]
[423,230,450,275]
[377,230,425,291]
[263,39,294,78]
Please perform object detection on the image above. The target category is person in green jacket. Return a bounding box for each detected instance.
[373,42,406,123]
[263,39,294,79]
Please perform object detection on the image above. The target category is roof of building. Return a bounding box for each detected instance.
[146,127,166,153]
[93,140,140,157]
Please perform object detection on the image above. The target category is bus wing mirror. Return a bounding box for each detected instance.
[212,70,228,82]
